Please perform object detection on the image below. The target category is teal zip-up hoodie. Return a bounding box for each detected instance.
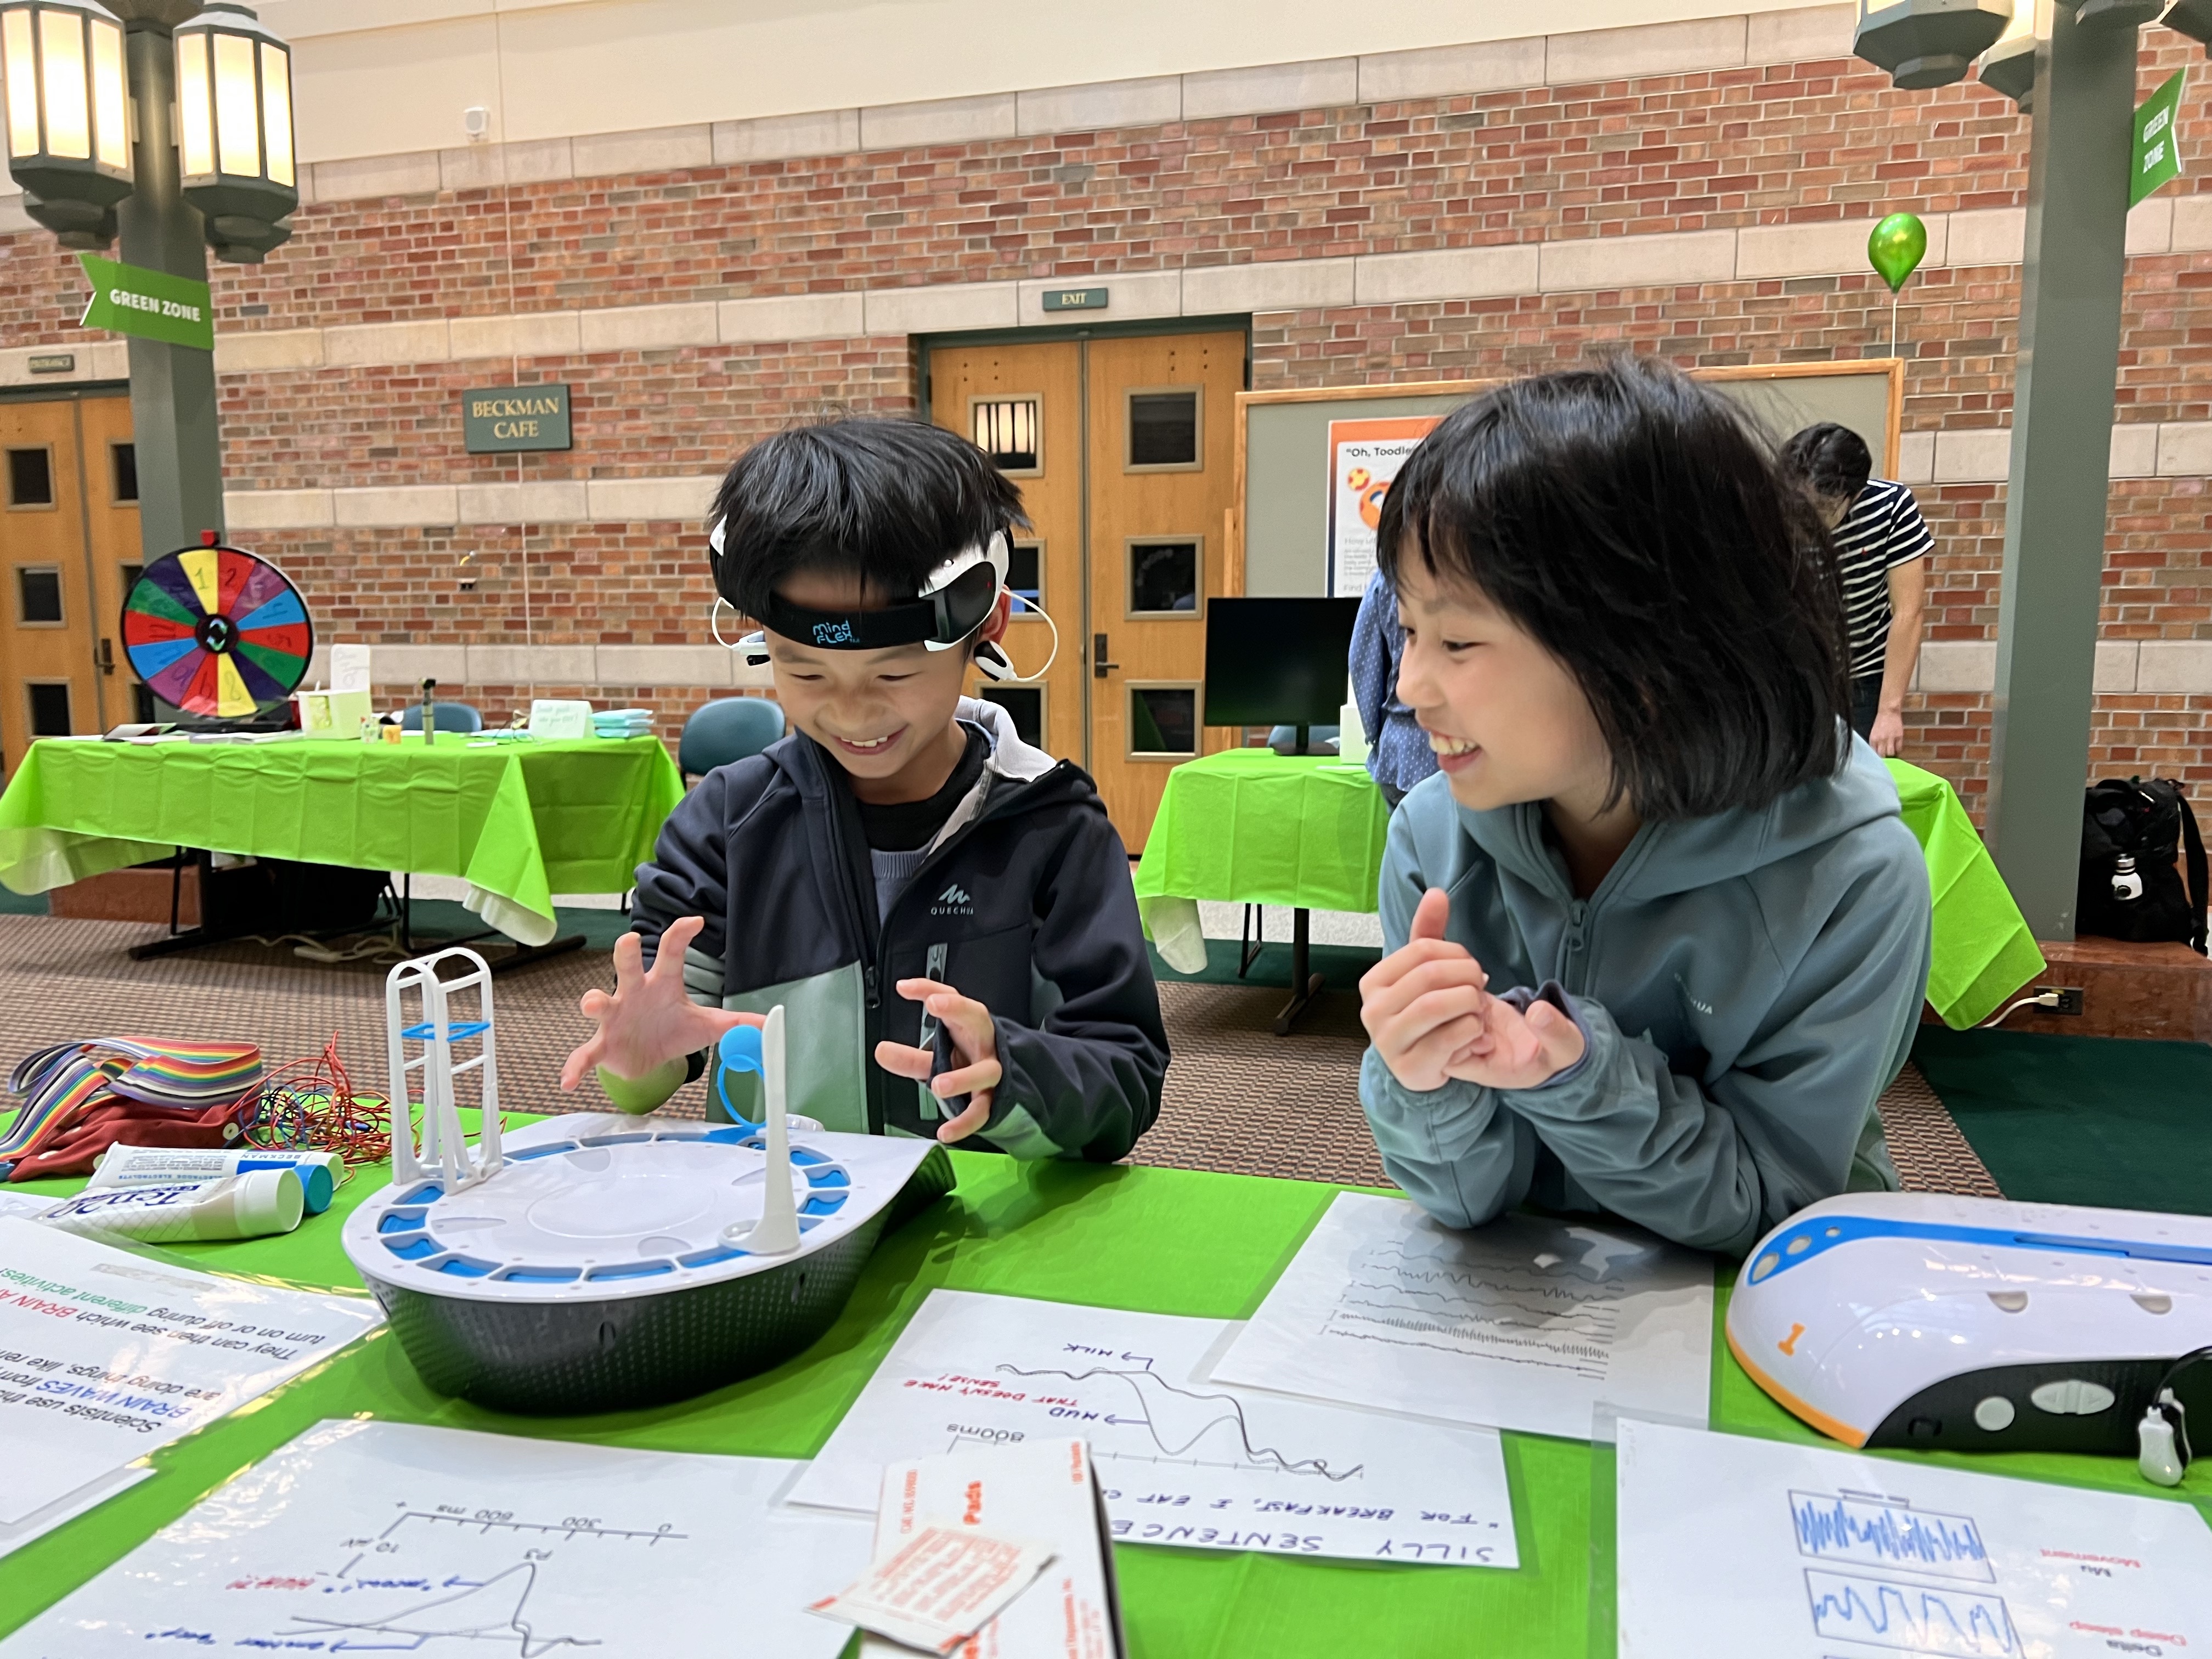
[1362,733,1932,1257]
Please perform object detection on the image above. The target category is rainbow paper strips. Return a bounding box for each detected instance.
[1,1038,262,1181]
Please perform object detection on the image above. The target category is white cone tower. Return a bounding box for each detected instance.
[742,1005,800,1255]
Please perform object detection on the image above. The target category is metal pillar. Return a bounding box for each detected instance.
[115,14,223,560]
[1984,1,2138,938]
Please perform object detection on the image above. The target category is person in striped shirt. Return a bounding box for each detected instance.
[1779,423,1932,757]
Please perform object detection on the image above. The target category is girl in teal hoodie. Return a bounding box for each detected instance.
[1358,358,1932,1257]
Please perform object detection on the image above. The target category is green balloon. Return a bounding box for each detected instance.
[1867,212,1928,294]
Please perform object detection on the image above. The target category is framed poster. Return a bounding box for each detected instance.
[1324,416,1439,596]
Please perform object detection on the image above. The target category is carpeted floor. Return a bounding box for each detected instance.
[1912,1023,2212,1214]
[0,913,1993,1199]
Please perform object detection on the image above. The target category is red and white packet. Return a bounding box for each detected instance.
[809,1520,1056,1654]
[834,1437,1125,1659]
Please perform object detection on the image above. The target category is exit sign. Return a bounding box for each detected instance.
[1041,287,1109,313]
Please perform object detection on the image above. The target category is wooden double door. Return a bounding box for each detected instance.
[928,329,1244,850]
[0,392,143,775]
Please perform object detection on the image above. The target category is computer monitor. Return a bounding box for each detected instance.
[1204,597,1361,747]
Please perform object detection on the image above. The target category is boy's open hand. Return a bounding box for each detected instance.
[1359,888,1583,1093]
[559,916,760,1091]
[876,978,1000,1144]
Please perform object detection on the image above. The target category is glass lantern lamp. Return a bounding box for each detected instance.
[173,1,294,261]
[0,0,133,248]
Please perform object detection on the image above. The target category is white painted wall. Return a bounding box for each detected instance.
[255,0,1846,163]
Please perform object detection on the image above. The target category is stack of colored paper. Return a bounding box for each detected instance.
[592,708,653,738]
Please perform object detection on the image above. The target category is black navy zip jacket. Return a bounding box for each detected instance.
[631,698,1167,1161]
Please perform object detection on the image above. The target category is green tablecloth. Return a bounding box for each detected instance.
[1,1144,2200,1657]
[1886,758,2046,1029]
[1128,748,2042,1029]
[0,735,685,946]
[1133,749,1391,971]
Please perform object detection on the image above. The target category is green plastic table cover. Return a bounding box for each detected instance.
[1129,748,2041,1029]
[1886,758,2046,1029]
[1,1136,2201,1659]
[0,735,685,946]
[1133,749,1391,971]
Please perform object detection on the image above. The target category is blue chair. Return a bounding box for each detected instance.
[680,697,785,783]
[399,701,484,734]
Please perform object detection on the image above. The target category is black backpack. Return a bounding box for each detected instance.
[2077,777,2208,955]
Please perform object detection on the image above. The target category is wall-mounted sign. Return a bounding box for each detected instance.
[462,383,573,453]
[27,353,75,375]
[77,253,215,352]
[2133,68,2187,207]
[1041,287,1109,313]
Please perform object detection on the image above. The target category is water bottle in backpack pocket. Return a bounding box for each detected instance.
[2076,777,2208,953]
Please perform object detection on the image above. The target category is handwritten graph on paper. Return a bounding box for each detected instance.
[1792,1491,1994,1582]
[786,1289,1521,1568]
[0,1420,871,1659]
[1212,1192,1714,1440]
[1615,1420,2212,1659]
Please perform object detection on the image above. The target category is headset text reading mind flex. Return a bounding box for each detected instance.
[706,523,1059,684]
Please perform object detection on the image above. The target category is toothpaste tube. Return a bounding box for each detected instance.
[89,1144,340,1214]
[39,1169,306,1243]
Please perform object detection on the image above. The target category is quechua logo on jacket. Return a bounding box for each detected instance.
[932,882,974,916]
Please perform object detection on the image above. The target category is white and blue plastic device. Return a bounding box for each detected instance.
[343,979,953,1414]
[1728,1192,2212,1485]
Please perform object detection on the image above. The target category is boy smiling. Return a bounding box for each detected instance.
[560,417,1168,1159]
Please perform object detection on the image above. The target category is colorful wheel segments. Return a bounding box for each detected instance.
[120,546,313,719]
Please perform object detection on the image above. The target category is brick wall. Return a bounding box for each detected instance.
[5,25,2210,811]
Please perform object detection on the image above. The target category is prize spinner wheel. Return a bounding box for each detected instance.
[120,544,313,720]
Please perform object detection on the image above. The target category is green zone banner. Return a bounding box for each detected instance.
[2134,69,2186,208]
[76,253,215,351]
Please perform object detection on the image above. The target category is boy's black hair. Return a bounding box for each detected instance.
[1376,356,1849,821]
[1778,421,1874,503]
[708,416,1029,621]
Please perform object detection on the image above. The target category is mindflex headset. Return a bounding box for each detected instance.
[707,522,1059,684]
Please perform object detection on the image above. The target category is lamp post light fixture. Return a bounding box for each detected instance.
[0,0,133,247]
[1977,29,2038,105]
[1859,0,2184,937]
[172,2,293,261]
[5,0,299,582]
[1853,0,2015,88]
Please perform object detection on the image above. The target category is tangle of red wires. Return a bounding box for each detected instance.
[238,1033,396,1173]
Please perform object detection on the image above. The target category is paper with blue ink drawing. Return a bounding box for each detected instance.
[1617,1418,2212,1659]
[1211,1192,1713,1442]
[0,1418,873,1659]
[786,1288,1517,1567]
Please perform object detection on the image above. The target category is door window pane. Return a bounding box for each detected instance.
[972,398,1041,473]
[7,448,53,506]
[980,685,1043,748]
[16,566,62,624]
[1007,540,1042,611]
[110,442,138,503]
[1129,686,1197,755]
[1128,390,1199,469]
[1129,540,1198,614]
[27,682,71,736]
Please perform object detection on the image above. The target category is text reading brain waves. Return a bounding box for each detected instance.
[1792,1492,1993,1580]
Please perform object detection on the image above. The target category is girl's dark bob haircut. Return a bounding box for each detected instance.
[1376,356,1849,822]
[709,416,1028,620]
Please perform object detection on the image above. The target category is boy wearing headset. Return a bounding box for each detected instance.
[558,417,1169,1160]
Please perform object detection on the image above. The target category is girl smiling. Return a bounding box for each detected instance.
[1357,358,1931,1256]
